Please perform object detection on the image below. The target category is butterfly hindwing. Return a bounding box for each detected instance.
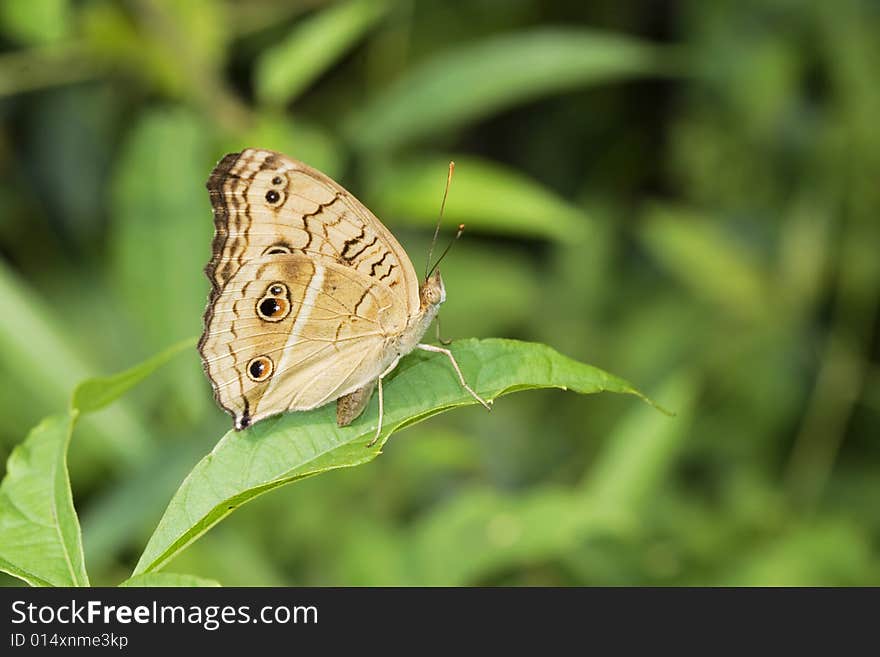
[199,253,407,429]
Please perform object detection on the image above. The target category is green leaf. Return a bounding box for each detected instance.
[69,337,201,574]
[162,529,286,586]
[0,335,193,587]
[0,0,69,46]
[256,0,390,107]
[405,485,600,585]
[80,0,229,101]
[0,414,88,587]
[581,370,699,512]
[0,45,102,98]
[0,259,152,467]
[72,337,197,414]
[119,573,220,587]
[346,28,676,151]
[728,521,874,586]
[368,156,589,242]
[152,0,228,68]
[399,370,696,585]
[81,441,210,576]
[111,110,212,346]
[134,338,663,575]
[640,204,772,320]
[110,109,214,420]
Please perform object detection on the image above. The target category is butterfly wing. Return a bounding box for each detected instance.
[205,148,421,318]
[199,253,407,429]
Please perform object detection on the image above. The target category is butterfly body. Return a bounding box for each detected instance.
[198,149,463,434]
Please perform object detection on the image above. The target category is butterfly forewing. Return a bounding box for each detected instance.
[205,149,420,316]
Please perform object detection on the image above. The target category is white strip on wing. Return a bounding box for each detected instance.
[261,263,325,402]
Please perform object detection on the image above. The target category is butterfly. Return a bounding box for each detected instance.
[198,148,491,444]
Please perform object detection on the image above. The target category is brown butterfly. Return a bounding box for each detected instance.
[198,149,491,444]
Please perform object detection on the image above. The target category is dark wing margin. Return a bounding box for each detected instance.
[204,150,243,297]
[199,150,244,416]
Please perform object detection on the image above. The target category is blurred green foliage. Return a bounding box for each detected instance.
[1,0,878,586]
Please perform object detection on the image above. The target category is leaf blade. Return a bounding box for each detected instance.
[0,0,70,46]
[640,204,772,320]
[401,370,696,584]
[0,413,89,587]
[255,0,390,107]
[133,338,662,575]
[119,573,220,587]
[367,156,589,242]
[71,337,197,414]
[109,108,213,421]
[0,258,152,467]
[346,28,677,151]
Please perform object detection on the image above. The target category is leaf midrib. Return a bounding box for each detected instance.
[48,414,83,586]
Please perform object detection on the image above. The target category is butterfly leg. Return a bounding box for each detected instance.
[434,317,452,346]
[367,357,401,448]
[367,377,385,448]
[416,344,493,410]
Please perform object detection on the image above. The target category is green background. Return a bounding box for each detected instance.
[1,0,878,585]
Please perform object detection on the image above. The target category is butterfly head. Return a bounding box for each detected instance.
[420,269,446,309]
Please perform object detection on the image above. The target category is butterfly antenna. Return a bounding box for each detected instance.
[427,223,464,278]
[425,161,455,279]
